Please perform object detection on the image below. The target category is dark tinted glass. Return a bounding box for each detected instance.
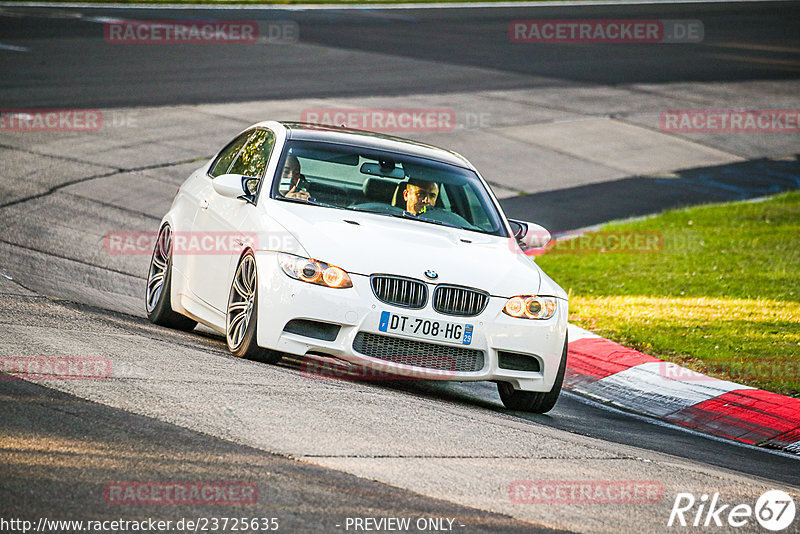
[208,131,253,178]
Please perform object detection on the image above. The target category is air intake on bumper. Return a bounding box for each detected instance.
[353,332,484,372]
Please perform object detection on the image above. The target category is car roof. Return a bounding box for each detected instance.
[271,121,474,170]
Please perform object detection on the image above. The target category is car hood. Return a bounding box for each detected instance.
[267,202,549,297]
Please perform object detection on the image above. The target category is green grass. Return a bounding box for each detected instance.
[536,191,800,397]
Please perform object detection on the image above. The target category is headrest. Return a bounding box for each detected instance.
[363,177,400,201]
[391,179,410,207]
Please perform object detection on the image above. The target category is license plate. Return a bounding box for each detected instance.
[378,311,473,345]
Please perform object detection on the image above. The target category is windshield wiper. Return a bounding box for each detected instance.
[277,196,339,209]
[348,206,389,215]
[398,212,461,229]
[348,205,484,233]
[355,207,460,229]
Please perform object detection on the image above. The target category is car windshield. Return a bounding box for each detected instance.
[270,140,508,237]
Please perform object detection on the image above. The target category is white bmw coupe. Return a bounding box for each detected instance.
[146,121,569,413]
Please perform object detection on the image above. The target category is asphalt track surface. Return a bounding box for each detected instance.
[0,2,798,107]
[1,346,550,533]
[1,2,800,532]
[502,156,800,230]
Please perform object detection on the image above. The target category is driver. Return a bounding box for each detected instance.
[403,179,439,216]
[279,155,310,200]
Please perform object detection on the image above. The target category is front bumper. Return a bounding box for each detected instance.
[255,251,568,392]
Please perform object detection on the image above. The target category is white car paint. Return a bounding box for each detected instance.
[158,121,568,395]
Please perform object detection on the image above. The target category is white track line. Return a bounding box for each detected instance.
[0,42,29,51]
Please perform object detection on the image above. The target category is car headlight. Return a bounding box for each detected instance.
[278,253,353,289]
[503,295,557,320]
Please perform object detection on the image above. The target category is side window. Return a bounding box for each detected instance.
[228,129,274,178]
[208,131,253,178]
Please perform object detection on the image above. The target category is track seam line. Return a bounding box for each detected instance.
[0,142,118,170]
[0,150,206,210]
[488,127,632,174]
[0,270,41,296]
[0,169,121,210]
[60,190,162,221]
[297,454,633,459]
[610,115,750,160]
[0,238,145,280]
[0,295,237,355]
[484,90,603,117]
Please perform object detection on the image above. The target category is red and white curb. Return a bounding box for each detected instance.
[565,325,800,454]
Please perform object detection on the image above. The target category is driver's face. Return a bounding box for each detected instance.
[282,160,301,184]
[404,182,439,215]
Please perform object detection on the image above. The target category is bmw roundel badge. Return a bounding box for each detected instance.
[424,270,438,280]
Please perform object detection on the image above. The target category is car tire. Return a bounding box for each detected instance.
[497,333,568,413]
[145,224,197,331]
[226,251,282,364]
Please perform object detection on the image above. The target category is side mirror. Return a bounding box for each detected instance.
[213,174,259,202]
[509,219,551,249]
